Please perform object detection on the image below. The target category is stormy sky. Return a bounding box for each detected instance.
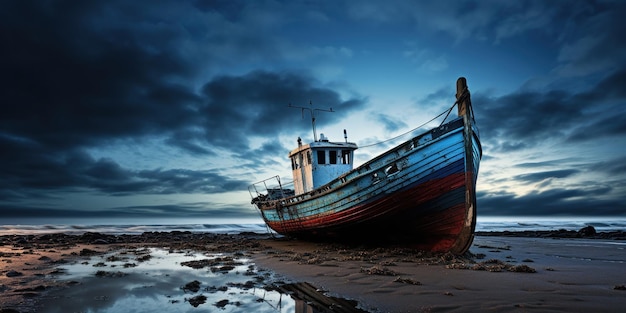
[1,0,625,220]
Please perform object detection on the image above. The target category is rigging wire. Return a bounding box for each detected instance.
[359,102,457,149]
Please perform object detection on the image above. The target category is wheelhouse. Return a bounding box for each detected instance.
[289,133,358,195]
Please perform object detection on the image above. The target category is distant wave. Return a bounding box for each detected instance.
[1,216,624,236]
[0,220,269,236]
[476,217,626,232]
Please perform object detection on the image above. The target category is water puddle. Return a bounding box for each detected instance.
[39,247,368,312]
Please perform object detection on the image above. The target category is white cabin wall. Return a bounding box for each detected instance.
[292,150,314,195]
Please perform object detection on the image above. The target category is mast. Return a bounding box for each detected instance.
[451,76,477,254]
[289,101,334,142]
[456,77,475,121]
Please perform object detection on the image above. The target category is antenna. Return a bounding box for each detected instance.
[288,101,334,142]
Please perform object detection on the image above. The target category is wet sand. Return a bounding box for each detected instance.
[1,231,625,312]
[255,236,626,312]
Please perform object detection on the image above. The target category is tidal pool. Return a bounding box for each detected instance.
[39,247,297,313]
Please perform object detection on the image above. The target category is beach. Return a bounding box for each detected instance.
[1,230,625,312]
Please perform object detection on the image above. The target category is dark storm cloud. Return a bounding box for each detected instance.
[515,159,578,169]
[475,90,584,152]
[566,113,626,142]
[478,187,621,216]
[137,168,249,194]
[235,141,290,170]
[165,131,217,156]
[552,0,626,78]
[475,68,626,153]
[199,70,365,148]
[514,170,580,184]
[1,2,202,149]
[0,1,365,202]
[468,0,626,153]
[0,140,249,201]
[588,156,626,175]
[0,203,258,218]
[347,0,610,45]
[566,67,626,141]
[1,0,327,154]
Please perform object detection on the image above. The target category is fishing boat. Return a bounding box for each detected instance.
[249,77,481,254]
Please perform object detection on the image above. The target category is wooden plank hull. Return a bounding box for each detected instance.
[253,115,481,254]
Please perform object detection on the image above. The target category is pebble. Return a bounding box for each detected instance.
[6,270,23,277]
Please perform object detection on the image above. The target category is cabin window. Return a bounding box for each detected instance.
[317,150,326,164]
[341,150,351,164]
[307,151,312,165]
[329,150,337,164]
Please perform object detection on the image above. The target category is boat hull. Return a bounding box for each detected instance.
[254,116,481,254]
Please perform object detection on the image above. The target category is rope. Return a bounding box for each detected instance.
[440,87,469,127]
[438,103,456,127]
[359,101,458,149]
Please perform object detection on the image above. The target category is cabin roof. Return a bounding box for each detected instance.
[289,141,357,157]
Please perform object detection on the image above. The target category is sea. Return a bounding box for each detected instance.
[1,216,625,236]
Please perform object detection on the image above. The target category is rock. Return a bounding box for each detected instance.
[578,225,596,236]
[183,280,201,293]
[14,237,29,245]
[6,270,23,277]
[95,270,127,278]
[80,232,115,244]
[215,299,229,308]
[393,277,422,285]
[509,264,537,273]
[79,248,100,256]
[188,295,207,307]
